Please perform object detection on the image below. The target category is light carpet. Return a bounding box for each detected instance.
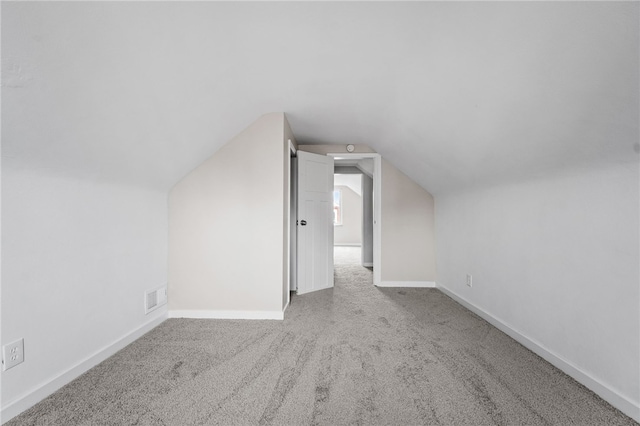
[6,247,636,425]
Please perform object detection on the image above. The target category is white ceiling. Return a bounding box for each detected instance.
[3,2,638,194]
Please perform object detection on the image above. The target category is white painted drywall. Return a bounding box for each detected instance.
[381,159,437,282]
[334,185,363,246]
[334,174,362,196]
[435,163,640,419]
[168,113,289,315]
[1,160,168,419]
[362,174,374,266]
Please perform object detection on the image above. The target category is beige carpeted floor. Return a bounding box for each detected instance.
[6,247,636,425]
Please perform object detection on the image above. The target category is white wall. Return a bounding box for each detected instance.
[169,113,290,318]
[361,174,374,266]
[1,161,168,421]
[334,174,362,196]
[381,159,436,283]
[4,5,169,421]
[435,163,640,420]
[334,185,362,246]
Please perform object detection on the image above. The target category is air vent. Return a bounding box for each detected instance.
[145,285,167,314]
[146,291,158,311]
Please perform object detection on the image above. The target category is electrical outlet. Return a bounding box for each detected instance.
[466,274,473,287]
[2,338,24,371]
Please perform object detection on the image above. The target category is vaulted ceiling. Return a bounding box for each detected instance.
[3,2,638,194]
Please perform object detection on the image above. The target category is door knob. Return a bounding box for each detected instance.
[300,220,307,226]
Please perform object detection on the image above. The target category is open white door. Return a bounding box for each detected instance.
[297,151,334,295]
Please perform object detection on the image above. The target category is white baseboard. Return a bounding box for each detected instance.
[1,313,167,424]
[377,281,436,288]
[169,309,284,320]
[362,262,373,267]
[334,243,361,247]
[436,283,640,423]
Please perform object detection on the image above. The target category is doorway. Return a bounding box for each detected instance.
[291,151,381,295]
[333,160,375,289]
[333,169,373,264]
[330,153,380,286]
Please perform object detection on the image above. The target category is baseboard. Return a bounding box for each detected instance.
[436,283,640,423]
[334,243,361,247]
[362,262,373,267]
[377,281,436,288]
[169,309,284,320]
[1,312,167,424]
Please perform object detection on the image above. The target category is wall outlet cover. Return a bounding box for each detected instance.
[2,338,25,371]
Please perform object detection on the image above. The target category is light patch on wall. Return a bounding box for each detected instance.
[334,174,362,196]
[1,62,34,88]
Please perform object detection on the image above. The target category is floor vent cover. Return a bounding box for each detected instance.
[145,286,167,314]
[146,291,158,312]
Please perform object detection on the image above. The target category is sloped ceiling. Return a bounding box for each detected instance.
[3,2,638,194]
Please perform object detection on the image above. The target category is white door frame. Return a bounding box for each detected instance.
[288,140,297,296]
[328,153,382,287]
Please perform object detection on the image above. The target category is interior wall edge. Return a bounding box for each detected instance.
[0,313,168,425]
[435,283,640,423]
